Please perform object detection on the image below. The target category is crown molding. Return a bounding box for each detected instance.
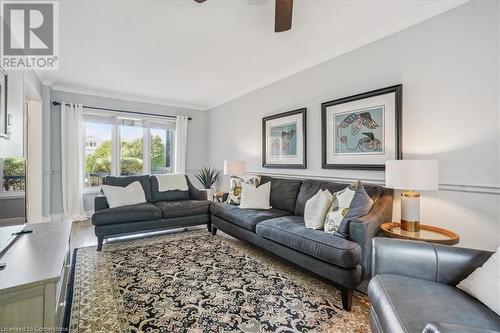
[49,83,209,111]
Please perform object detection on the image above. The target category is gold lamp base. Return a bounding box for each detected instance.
[401,220,420,232]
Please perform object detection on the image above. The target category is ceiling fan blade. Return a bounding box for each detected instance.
[275,0,293,32]
[194,0,206,3]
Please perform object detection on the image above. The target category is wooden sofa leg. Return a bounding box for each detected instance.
[341,287,353,311]
[97,236,104,252]
[211,226,217,236]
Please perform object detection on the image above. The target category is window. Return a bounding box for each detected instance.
[83,111,175,191]
[119,118,144,176]
[0,158,26,194]
[84,114,113,188]
[150,121,175,175]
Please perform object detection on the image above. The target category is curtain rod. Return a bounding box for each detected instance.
[52,101,192,121]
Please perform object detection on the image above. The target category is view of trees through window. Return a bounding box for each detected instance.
[84,121,112,187]
[150,127,171,174]
[120,122,144,176]
[84,114,174,188]
[1,158,26,192]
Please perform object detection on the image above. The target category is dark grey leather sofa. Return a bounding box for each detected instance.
[210,175,393,311]
[369,238,499,333]
[92,175,210,251]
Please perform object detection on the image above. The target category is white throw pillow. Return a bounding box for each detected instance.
[457,246,500,315]
[155,174,188,192]
[101,181,146,208]
[239,182,271,209]
[304,190,333,230]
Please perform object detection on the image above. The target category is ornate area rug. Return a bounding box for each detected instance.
[67,230,370,332]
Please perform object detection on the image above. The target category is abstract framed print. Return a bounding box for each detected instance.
[262,108,307,168]
[321,85,402,170]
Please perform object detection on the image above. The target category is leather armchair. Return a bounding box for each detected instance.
[422,322,500,333]
[368,238,498,333]
[371,237,492,284]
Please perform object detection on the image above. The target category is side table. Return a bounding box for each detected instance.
[213,191,226,203]
[380,222,459,245]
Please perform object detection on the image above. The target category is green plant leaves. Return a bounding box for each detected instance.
[195,167,219,189]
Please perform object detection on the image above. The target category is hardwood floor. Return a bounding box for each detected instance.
[70,220,96,252]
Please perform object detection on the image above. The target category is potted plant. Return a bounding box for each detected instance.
[195,167,219,201]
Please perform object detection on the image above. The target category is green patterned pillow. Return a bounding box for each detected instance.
[324,180,373,238]
[225,176,261,205]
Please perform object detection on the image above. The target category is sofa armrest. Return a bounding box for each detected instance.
[349,188,393,279]
[185,176,208,201]
[94,195,109,211]
[423,322,499,333]
[372,237,493,285]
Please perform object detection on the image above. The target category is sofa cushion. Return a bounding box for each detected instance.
[211,202,290,232]
[92,203,162,226]
[295,179,383,216]
[259,176,302,213]
[368,274,500,333]
[103,175,153,203]
[151,175,190,202]
[156,200,210,219]
[255,216,362,268]
[295,180,342,216]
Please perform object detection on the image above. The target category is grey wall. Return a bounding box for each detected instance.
[0,197,25,221]
[42,85,52,217]
[207,1,500,250]
[0,71,41,222]
[47,89,208,215]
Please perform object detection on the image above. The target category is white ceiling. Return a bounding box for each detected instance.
[37,0,466,110]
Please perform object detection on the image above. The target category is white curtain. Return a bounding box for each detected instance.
[174,116,188,174]
[61,103,86,221]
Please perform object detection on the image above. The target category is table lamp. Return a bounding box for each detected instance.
[224,160,246,176]
[385,160,439,232]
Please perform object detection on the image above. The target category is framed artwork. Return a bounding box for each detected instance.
[262,108,307,168]
[0,68,7,139]
[321,85,402,170]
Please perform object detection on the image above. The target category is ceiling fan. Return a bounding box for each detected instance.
[194,0,294,33]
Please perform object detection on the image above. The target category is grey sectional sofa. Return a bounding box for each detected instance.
[369,238,499,333]
[92,175,210,251]
[210,175,393,311]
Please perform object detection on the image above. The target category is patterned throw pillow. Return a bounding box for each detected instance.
[225,176,261,205]
[324,180,373,238]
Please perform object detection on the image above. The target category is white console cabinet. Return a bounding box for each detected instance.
[0,221,72,331]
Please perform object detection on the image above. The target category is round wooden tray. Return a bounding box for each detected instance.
[380,222,459,245]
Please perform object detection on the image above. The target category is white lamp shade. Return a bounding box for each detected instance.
[224,160,246,176]
[386,160,439,191]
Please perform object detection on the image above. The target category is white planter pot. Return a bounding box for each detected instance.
[202,188,215,201]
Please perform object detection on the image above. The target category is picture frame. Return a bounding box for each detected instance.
[262,108,307,169]
[0,68,7,139]
[321,85,402,170]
